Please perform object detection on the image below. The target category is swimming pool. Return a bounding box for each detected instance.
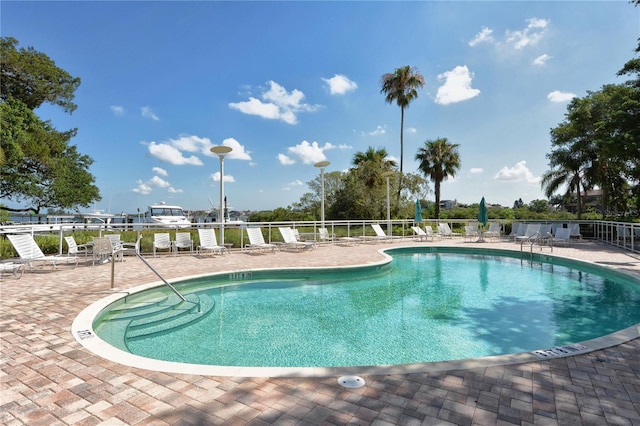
[77,247,640,376]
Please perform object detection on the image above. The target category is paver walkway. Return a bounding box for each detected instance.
[1,238,639,425]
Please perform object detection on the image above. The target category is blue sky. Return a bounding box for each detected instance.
[3,1,638,214]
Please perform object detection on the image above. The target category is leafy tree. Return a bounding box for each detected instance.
[1,37,80,112]
[0,37,99,213]
[415,138,461,219]
[543,82,639,218]
[292,171,345,220]
[528,199,549,213]
[380,65,425,175]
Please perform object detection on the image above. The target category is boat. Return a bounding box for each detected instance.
[146,203,191,228]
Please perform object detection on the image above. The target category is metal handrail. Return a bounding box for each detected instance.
[111,248,186,302]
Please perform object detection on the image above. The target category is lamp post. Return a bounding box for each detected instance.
[210,145,233,245]
[314,161,330,230]
[382,171,393,235]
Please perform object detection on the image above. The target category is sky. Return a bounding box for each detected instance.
[2,1,638,214]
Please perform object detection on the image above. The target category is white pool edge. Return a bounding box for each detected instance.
[71,247,640,378]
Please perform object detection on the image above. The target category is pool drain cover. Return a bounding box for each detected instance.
[338,375,365,388]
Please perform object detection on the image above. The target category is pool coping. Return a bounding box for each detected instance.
[72,246,640,378]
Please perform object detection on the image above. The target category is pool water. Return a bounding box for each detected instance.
[94,251,640,368]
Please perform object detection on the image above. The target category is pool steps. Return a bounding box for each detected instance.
[125,294,215,341]
[94,293,216,350]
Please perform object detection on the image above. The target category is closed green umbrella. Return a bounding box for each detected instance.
[477,196,488,242]
[477,197,488,227]
[415,199,423,223]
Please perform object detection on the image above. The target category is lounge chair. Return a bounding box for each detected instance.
[551,227,572,246]
[569,223,582,239]
[64,236,93,261]
[244,227,277,253]
[437,223,460,238]
[278,227,315,250]
[153,233,173,257]
[369,223,403,242]
[411,226,433,241]
[484,222,501,241]
[0,262,25,279]
[318,227,336,242]
[508,222,523,240]
[174,232,194,254]
[425,226,441,240]
[463,225,478,242]
[196,228,224,255]
[7,233,78,270]
[515,223,541,243]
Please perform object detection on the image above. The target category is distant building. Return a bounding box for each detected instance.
[440,199,458,210]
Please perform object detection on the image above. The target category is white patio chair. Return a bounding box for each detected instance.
[196,229,224,255]
[244,227,277,253]
[64,236,93,261]
[278,227,315,250]
[175,232,194,254]
[153,233,173,257]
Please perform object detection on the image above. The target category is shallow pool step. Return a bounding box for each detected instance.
[98,293,174,322]
[124,294,215,342]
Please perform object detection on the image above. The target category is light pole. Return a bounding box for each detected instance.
[210,145,232,245]
[314,161,330,230]
[382,171,393,235]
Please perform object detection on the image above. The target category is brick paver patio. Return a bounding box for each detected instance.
[1,238,639,425]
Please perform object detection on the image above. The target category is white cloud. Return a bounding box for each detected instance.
[468,26,494,47]
[211,172,236,183]
[169,135,212,154]
[470,168,483,174]
[322,74,358,95]
[288,180,304,186]
[147,135,252,166]
[141,106,159,121]
[435,65,481,105]
[547,90,576,103]
[365,125,386,136]
[284,140,328,165]
[277,154,296,165]
[278,140,344,165]
[533,54,552,66]
[494,160,539,183]
[110,105,125,116]
[407,127,417,134]
[229,81,321,125]
[506,17,549,50]
[210,137,252,161]
[132,180,152,195]
[152,167,168,176]
[148,175,170,187]
[147,141,204,166]
[132,174,182,194]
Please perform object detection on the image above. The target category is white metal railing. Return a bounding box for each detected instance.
[1,219,638,255]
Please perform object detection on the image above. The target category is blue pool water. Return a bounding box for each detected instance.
[94,249,640,368]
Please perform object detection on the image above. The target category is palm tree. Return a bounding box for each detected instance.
[351,147,397,219]
[351,146,396,188]
[380,66,425,174]
[415,138,461,219]
[541,147,588,219]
